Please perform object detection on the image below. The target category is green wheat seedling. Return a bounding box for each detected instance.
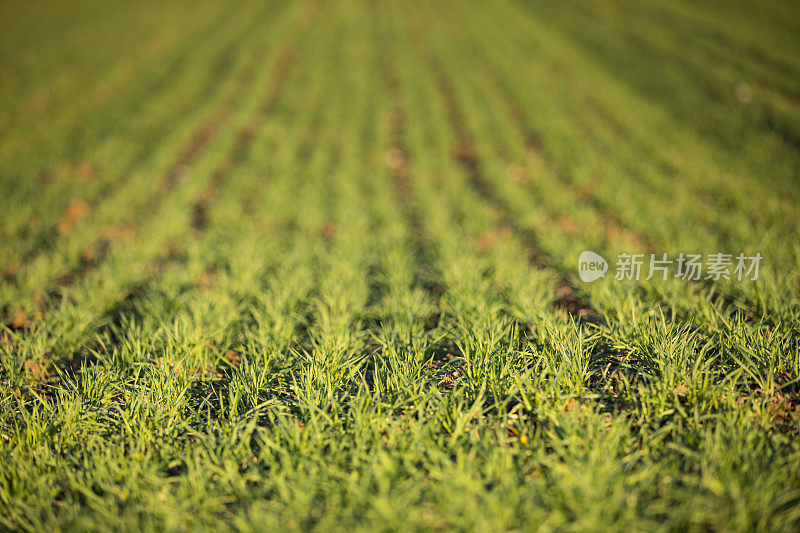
[1,0,799,530]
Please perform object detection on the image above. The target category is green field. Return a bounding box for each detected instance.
[2,0,800,530]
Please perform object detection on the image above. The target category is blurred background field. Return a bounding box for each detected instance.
[1,0,799,530]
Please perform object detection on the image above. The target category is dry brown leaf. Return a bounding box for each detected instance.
[24,359,48,380]
[8,310,28,329]
[56,198,91,236]
[320,222,337,240]
[558,214,579,236]
[76,162,95,181]
[2,262,19,281]
[474,231,496,253]
[506,163,528,184]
